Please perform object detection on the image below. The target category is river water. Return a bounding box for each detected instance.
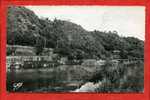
[7,67,82,92]
[7,61,144,92]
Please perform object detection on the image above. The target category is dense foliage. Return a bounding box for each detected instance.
[7,6,144,59]
[92,61,144,92]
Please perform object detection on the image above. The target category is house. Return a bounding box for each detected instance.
[7,45,54,56]
[6,56,24,69]
[112,50,120,59]
[41,48,53,56]
[7,45,36,56]
[59,57,68,64]
[81,59,97,67]
[6,56,53,69]
[96,59,106,66]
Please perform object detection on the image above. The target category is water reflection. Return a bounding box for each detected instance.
[7,68,80,92]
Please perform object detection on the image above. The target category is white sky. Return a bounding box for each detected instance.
[26,6,145,40]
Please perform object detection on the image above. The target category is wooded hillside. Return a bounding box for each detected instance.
[7,6,144,59]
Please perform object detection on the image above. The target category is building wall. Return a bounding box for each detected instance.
[6,56,53,69]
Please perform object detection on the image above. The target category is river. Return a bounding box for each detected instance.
[7,68,82,92]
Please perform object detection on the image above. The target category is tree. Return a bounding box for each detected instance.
[35,36,45,55]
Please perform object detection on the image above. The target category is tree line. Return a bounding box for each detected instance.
[7,6,144,60]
